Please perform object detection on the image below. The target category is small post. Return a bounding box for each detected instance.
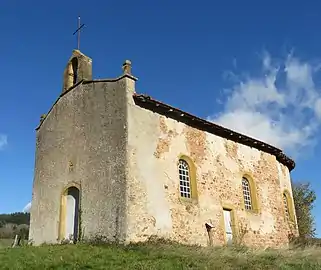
[205,222,214,247]
[11,234,21,248]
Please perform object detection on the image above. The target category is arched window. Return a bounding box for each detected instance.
[283,190,295,223]
[242,177,252,210]
[178,159,191,198]
[283,193,290,221]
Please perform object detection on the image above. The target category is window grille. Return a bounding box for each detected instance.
[242,177,252,210]
[178,159,191,198]
[283,193,290,221]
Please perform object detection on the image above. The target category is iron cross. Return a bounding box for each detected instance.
[73,16,85,50]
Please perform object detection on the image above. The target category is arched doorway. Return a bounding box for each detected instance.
[59,186,80,243]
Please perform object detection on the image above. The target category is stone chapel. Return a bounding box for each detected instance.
[29,50,298,248]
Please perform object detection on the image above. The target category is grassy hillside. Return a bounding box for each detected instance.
[0,212,29,240]
[0,212,30,226]
[0,241,321,269]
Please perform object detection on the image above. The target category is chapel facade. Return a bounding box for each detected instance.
[29,50,298,248]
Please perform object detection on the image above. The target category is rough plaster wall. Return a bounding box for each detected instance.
[29,80,128,245]
[277,162,298,234]
[126,102,297,248]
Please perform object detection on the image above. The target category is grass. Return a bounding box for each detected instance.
[0,239,321,269]
[0,239,12,249]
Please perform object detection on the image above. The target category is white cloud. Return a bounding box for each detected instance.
[0,134,7,150]
[209,52,321,158]
[23,202,31,213]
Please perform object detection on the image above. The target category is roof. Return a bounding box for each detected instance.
[133,93,295,171]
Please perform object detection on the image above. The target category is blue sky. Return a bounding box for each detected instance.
[1,1,321,235]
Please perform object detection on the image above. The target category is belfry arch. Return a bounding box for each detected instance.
[63,57,78,91]
[61,50,93,94]
[71,57,78,84]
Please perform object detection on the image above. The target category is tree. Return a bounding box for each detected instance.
[0,212,30,240]
[0,212,30,226]
[292,182,316,238]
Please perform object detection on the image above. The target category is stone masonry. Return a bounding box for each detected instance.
[29,50,298,248]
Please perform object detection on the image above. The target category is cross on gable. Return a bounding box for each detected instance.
[72,16,85,50]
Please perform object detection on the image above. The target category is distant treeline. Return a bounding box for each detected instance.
[0,212,30,227]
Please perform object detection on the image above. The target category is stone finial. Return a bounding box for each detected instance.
[122,60,132,75]
[40,114,46,123]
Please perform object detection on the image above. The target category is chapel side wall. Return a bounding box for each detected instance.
[126,102,294,248]
[29,80,128,245]
[277,162,298,235]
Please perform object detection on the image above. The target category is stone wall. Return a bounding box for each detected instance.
[29,79,129,245]
[125,95,298,248]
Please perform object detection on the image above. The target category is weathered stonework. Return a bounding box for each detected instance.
[125,105,298,248]
[29,50,298,248]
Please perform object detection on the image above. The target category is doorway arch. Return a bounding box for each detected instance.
[59,185,80,243]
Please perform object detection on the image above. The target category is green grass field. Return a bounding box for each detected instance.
[0,240,321,270]
[0,239,12,249]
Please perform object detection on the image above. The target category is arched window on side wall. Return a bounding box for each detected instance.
[178,159,191,198]
[177,155,198,201]
[283,193,290,221]
[283,190,295,223]
[242,177,252,210]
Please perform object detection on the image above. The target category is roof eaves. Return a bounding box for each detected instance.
[133,93,295,171]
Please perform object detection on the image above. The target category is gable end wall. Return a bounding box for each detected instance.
[29,80,129,245]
